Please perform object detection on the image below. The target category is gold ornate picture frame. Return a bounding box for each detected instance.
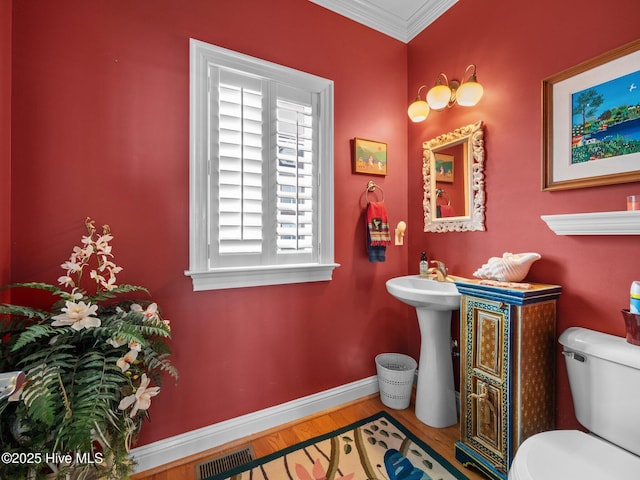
[542,39,640,190]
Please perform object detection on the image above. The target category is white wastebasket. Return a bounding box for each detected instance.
[375,353,417,410]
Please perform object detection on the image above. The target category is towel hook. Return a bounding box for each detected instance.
[365,181,384,202]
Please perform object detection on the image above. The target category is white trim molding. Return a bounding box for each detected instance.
[187,39,338,291]
[308,0,457,43]
[541,211,640,235]
[130,376,379,474]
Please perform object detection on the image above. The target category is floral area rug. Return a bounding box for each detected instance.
[205,411,468,480]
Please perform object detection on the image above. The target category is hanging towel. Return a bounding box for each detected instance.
[366,201,391,262]
[440,205,456,217]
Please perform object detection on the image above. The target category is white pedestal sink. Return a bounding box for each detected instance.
[386,275,461,428]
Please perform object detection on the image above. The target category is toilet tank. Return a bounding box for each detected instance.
[559,327,640,457]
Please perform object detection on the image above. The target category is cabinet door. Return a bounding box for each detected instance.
[460,295,512,474]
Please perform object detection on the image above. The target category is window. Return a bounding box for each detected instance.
[186,39,338,291]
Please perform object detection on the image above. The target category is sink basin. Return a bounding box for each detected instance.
[386,275,460,310]
[386,275,461,428]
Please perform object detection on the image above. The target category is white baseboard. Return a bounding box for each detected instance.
[130,375,379,474]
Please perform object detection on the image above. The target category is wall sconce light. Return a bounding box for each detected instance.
[408,64,483,122]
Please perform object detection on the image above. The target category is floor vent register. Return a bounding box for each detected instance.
[194,446,255,480]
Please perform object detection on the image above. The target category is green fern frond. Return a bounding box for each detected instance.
[95,316,171,349]
[11,324,59,351]
[143,349,179,383]
[0,303,51,321]
[1,308,52,371]
[70,324,130,349]
[55,350,126,452]
[21,363,68,426]
[1,281,62,294]
[19,343,76,367]
[132,322,171,338]
[89,284,149,303]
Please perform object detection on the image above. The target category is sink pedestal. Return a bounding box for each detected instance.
[385,275,460,429]
[415,308,457,428]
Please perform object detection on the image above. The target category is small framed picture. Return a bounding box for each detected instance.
[353,138,387,176]
[435,153,454,183]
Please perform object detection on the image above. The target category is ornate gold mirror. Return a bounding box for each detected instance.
[423,121,485,232]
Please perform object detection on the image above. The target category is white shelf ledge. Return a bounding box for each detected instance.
[541,211,640,235]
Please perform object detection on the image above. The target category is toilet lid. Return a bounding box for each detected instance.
[509,430,640,480]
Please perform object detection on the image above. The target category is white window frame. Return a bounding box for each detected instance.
[186,39,339,291]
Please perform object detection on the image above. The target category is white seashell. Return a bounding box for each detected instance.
[473,252,541,282]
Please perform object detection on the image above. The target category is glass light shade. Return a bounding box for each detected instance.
[426,84,452,110]
[456,81,484,106]
[408,100,430,122]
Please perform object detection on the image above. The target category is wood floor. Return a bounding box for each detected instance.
[132,393,486,480]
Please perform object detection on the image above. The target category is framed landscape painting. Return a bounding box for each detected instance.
[353,138,387,176]
[435,153,454,183]
[543,39,640,190]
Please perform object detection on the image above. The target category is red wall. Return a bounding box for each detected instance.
[1,0,11,292]
[408,0,640,430]
[9,0,411,445]
[8,0,640,449]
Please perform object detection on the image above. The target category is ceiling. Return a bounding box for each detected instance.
[308,0,458,43]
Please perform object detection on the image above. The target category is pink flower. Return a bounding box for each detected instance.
[116,349,139,373]
[51,301,100,330]
[118,374,160,418]
[115,341,142,372]
[131,303,159,321]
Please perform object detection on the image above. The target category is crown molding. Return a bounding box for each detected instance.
[309,0,457,43]
[406,0,458,41]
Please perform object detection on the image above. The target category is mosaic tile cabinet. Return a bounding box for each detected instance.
[453,280,561,480]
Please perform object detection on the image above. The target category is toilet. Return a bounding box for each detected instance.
[509,327,640,479]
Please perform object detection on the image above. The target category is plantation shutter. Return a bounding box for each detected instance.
[276,93,315,256]
[210,70,317,267]
[215,69,265,259]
